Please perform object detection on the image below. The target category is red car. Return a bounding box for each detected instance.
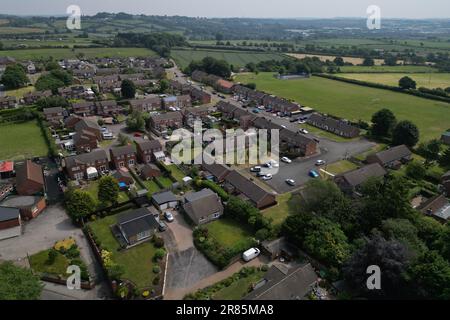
[134,132,143,137]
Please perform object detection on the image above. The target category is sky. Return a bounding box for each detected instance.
[1,0,449,19]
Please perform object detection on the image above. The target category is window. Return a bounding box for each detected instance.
[129,159,135,166]
[119,162,124,168]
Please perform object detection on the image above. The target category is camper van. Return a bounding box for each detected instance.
[242,248,260,262]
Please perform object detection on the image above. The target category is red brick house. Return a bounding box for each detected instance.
[136,140,163,164]
[215,79,234,94]
[149,111,183,133]
[64,150,109,180]
[110,145,137,169]
[96,100,122,116]
[15,160,45,196]
[72,101,96,116]
[23,90,52,105]
[130,96,162,112]
[43,107,65,124]
[162,95,192,110]
[190,88,212,104]
[0,207,21,240]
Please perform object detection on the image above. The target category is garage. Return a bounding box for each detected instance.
[151,191,179,211]
[0,207,22,241]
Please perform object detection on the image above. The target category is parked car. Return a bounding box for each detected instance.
[298,120,306,124]
[256,171,266,177]
[281,156,292,164]
[285,179,296,186]
[158,220,167,232]
[242,248,260,262]
[263,162,272,168]
[250,166,262,173]
[315,160,326,166]
[281,125,287,129]
[252,108,260,114]
[164,211,174,222]
[313,138,320,143]
[309,170,320,178]
[134,132,143,137]
[269,159,279,168]
[299,128,309,134]
[262,174,273,181]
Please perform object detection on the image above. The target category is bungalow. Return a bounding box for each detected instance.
[96,100,122,116]
[149,112,183,133]
[15,160,45,196]
[182,188,224,225]
[0,96,17,110]
[110,145,137,169]
[0,206,21,240]
[151,191,178,211]
[334,163,387,195]
[23,90,52,104]
[442,171,450,197]
[224,170,277,209]
[441,131,450,146]
[72,101,96,116]
[129,95,162,112]
[136,140,163,164]
[116,208,159,246]
[366,145,412,169]
[201,163,231,183]
[43,107,65,124]
[64,150,109,180]
[307,113,360,138]
[244,263,319,300]
[418,194,450,223]
[141,164,161,180]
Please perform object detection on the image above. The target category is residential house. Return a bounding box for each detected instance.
[261,237,298,261]
[112,168,134,187]
[182,188,224,225]
[215,79,234,94]
[307,113,360,138]
[95,68,120,76]
[57,86,86,100]
[201,163,231,183]
[183,105,211,127]
[244,263,319,300]
[190,87,212,104]
[23,90,52,104]
[170,80,191,94]
[216,101,238,119]
[72,68,96,79]
[15,160,45,196]
[418,194,450,223]
[149,112,183,133]
[116,208,159,246]
[0,206,21,240]
[64,150,109,180]
[43,107,65,125]
[162,95,192,110]
[232,84,252,100]
[0,96,17,110]
[1,195,46,220]
[151,191,178,211]
[224,170,277,209]
[141,164,161,180]
[442,171,450,196]
[441,131,450,146]
[334,163,387,195]
[278,128,317,157]
[129,95,162,112]
[191,70,208,83]
[72,101,96,116]
[96,100,122,116]
[119,73,145,82]
[0,161,14,179]
[110,145,137,169]
[366,145,412,169]
[136,140,163,164]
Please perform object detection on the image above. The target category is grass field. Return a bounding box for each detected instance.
[88,215,159,289]
[206,219,255,250]
[143,179,161,194]
[288,53,385,66]
[0,47,156,61]
[171,49,286,69]
[339,65,438,73]
[0,120,48,160]
[336,73,450,89]
[322,160,359,177]
[234,72,450,142]
[262,192,300,226]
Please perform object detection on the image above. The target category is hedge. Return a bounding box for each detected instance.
[195,179,229,201]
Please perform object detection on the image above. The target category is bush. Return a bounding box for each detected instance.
[152,236,165,248]
[153,248,166,262]
[153,276,160,285]
[255,228,270,241]
[46,249,58,265]
[152,265,161,274]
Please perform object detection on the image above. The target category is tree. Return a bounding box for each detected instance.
[384,55,398,66]
[405,161,426,180]
[440,146,450,167]
[371,109,397,137]
[381,218,426,255]
[121,79,136,99]
[407,251,450,299]
[64,189,97,221]
[343,235,411,299]
[98,176,119,206]
[0,64,28,89]
[126,110,145,131]
[35,69,72,93]
[399,76,417,90]
[392,120,420,147]
[334,56,345,66]
[158,79,169,93]
[418,139,441,164]
[0,261,43,300]
[117,133,130,146]
[362,57,375,66]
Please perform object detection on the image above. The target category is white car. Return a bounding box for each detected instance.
[300,128,309,134]
[298,120,306,124]
[262,174,273,181]
[281,156,292,163]
[164,211,174,222]
[242,248,260,262]
[315,160,326,166]
[281,125,287,129]
[285,179,296,186]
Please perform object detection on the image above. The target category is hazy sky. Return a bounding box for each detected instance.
[1,0,449,18]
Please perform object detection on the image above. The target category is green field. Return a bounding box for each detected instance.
[0,120,48,160]
[235,72,450,142]
[336,73,450,89]
[339,65,438,73]
[171,49,286,69]
[0,47,156,61]
[88,215,159,289]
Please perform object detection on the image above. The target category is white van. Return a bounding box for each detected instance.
[242,248,260,262]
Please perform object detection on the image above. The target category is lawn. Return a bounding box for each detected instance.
[262,192,300,227]
[336,73,450,89]
[29,249,69,277]
[322,160,359,177]
[206,219,255,250]
[234,72,450,142]
[143,179,161,194]
[171,48,285,69]
[84,180,130,204]
[0,120,48,160]
[0,47,156,61]
[166,164,186,182]
[353,143,388,161]
[212,270,265,300]
[301,124,361,142]
[156,176,174,188]
[88,215,159,289]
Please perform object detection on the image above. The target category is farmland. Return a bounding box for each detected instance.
[0,120,48,161]
[287,53,385,66]
[0,47,156,61]
[339,65,438,73]
[171,49,286,69]
[235,72,450,142]
[335,73,450,89]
